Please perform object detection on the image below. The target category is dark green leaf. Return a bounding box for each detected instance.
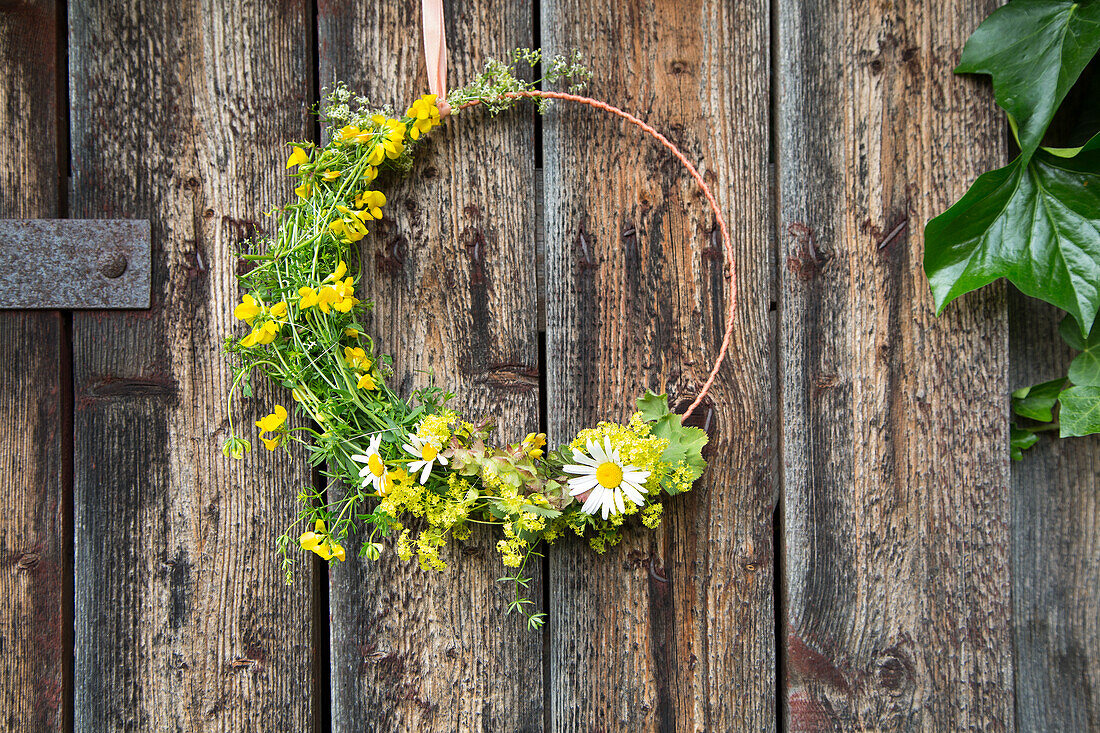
[1012,377,1068,421]
[1010,423,1041,460]
[1058,384,1100,435]
[956,0,1100,157]
[1059,313,1100,384]
[924,136,1100,330]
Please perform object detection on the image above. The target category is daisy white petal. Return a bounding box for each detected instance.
[419,463,432,485]
[581,487,604,515]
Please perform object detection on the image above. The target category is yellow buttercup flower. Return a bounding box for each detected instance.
[256,404,288,433]
[233,294,263,324]
[344,328,360,339]
[269,301,288,318]
[286,146,309,168]
[299,530,322,552]
[362,166,379,182]
[300,520,345,561]
[357,372,377,390]
[298,286,320,309]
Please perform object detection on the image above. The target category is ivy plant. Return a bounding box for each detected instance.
[924,0,1100,457]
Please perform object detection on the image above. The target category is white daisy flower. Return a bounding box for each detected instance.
[402,433,448,485]
[563,436,651,519]
[351,434,390,494]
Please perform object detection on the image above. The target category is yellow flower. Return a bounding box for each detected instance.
[317,286,342,314]
[321,169,341,182]
[337,125,361,143]
[357,372,377,390]
[344,346,369,370]
[298,286,320,309]
[256,404,288,433]
[261,435,281,451]
[407,94,442,138]
[328,218,367,243]
[354,190,386,219]
[362,166,379,182]
[522,432,547,459]
[294,181,312,199]
[299,531,322,552]
[239,320,278,347]
[269,301,288,318]
[233,294,263,324]
[286,146,310,168]
[344,328,360,338]
[256,320,279,344]
[325,260,347,283]
[366,145,386,166]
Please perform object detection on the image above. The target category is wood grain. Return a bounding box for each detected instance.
[69,0,316,729]
[0,2,66,731]
[318,2,544,730]
[543,1,776,729]
[776,0,1013,729]
[1010,292,1100,731]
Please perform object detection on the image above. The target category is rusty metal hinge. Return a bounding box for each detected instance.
[0,220,151,309]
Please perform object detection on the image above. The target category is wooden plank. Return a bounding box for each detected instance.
[1009,292,1100,731]
[69,1,316,729]
[0,2,67,731]
[543,1,776,729]
[318,3,544,730]
[776,0,1013,728]
[0,220,150,310]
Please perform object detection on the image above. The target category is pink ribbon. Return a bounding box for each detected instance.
[421,0,450,115]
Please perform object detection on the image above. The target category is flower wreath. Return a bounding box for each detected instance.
[223,4,735,629]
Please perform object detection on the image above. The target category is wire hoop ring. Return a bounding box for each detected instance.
[457,90,735,420]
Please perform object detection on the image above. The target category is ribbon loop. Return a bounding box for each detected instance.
[421,0,450,115]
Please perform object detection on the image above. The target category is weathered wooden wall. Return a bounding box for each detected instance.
[1,0,1098,731]
[542,1,776,729]
[0,3,66,730]
[69,0,315,729]
[777,0,1014,729]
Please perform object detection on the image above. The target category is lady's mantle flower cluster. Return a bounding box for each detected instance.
[222,59,705,629]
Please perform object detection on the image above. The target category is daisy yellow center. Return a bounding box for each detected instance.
[421,443,438,462]
[367,453,385,477]
[595,462,623,489]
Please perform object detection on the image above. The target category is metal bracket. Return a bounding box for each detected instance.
[0,220,151,309]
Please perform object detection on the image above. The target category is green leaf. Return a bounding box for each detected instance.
[1012,377,1067,421]
[955,0,1100,157]
[1010,424,1041,460]
[1058,384,1100,436]
[1059,314,1100,384]
[637,390,671,422]
[924,137,1100,330]
[635,390,708,495]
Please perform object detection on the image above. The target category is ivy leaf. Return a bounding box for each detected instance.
[1059,314,1100,384]
[1011,377,1067,421]
[1058,385,1100,436]
[1010,424,1041,460]
[924,134,1100,333]
[956,0,1100,157]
